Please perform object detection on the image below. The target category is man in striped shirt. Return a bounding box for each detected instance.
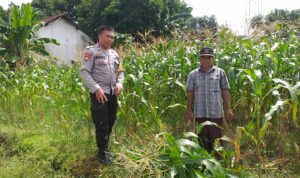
[186,47,233,153]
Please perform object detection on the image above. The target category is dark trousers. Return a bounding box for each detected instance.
[90,93,117,152]
[195,118,223,153]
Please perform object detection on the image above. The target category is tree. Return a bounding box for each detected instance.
[31,0,192,38]
[101,0,160,34]
[0,6,9,23]
[189,15,218,32]
[31,0,81,19]
[251,9,300,27]
[153,0,192,35]
[0,3,59,69]
[76,0,116,40]
[250,14,264,28]
[250,9,300,36]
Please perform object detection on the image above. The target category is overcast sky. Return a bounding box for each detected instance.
[0,0,32,9]
[184,0,300,34]
[1,0,299,35]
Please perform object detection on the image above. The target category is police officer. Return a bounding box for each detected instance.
[79,26,124,164]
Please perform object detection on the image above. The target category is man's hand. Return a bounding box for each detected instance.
[114,83,123,96]
[225,108,234,121]
[95,88,108,103]
[186,110,193,121]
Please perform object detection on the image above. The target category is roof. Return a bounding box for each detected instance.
[42,13,78,28]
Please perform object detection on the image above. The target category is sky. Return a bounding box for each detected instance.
[0,0,32,9]
[1,0,299,35]
[184,0,300,34]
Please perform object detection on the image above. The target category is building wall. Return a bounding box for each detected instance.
[36,18,93,65]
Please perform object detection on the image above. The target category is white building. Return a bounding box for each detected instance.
[36,13,93,65]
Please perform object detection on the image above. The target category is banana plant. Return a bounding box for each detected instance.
[0,3,59,69]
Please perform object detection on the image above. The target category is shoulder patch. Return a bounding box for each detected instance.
[84,49,93,61]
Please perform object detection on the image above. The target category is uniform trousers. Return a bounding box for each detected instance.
[90,92,117,152]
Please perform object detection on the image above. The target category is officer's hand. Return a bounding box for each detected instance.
[95,88,108,103]
[225,108,234,121]
[186,110,193,121]
[114,83,123,96]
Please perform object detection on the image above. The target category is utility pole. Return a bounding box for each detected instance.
[245,0,262,35]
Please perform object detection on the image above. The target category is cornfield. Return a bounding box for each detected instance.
[0,28,299,177]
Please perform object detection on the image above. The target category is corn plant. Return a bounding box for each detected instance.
[159,131,236,178]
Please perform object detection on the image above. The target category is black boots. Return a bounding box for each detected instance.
[97,151,114,165]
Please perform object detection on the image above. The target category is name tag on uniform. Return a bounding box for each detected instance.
[99,58,107,64]
[96,51,107,64]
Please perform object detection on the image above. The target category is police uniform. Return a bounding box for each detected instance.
[79,43,124,154]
